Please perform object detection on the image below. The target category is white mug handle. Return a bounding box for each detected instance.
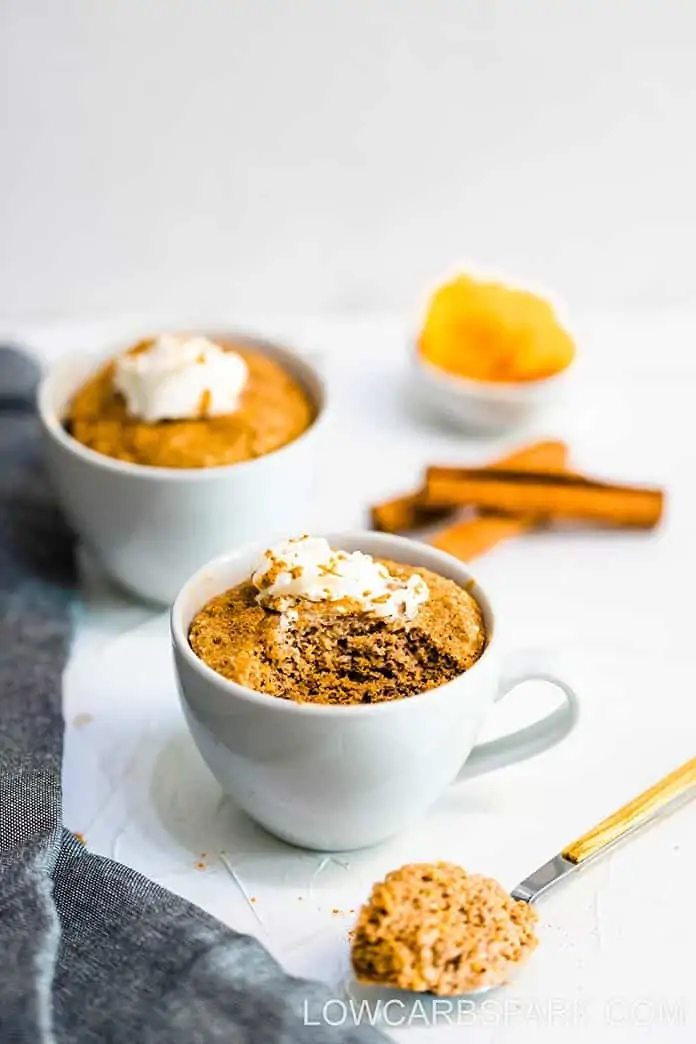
[457,648,580,780]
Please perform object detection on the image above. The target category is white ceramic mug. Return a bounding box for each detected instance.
[37,333,326,604]
[171,532,580,851]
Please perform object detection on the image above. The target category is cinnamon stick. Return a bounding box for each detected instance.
[430,515,532,559]
[371,440,569,533]
[424,468,664,529]
[370,496,451,535]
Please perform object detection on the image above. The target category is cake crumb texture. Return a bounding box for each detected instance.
[188,559,486,705]
[351,862,539,995]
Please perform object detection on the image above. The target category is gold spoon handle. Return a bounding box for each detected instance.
[562,756,696,864]
[512,757,696,904]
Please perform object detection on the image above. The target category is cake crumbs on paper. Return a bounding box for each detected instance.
[72,713,94,729]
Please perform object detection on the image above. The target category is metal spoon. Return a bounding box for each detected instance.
[349,756,696,1005]
[511,755,696,906]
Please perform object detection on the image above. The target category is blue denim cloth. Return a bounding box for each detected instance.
[0,348,387,1044]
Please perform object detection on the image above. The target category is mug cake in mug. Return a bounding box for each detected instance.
[38,332,325,603]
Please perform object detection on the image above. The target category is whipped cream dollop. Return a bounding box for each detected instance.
[251,536,429,622]
[113,333,248,422]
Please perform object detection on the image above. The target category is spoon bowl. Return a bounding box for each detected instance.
[348,757,696,1003]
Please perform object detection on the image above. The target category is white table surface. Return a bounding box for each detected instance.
[5,311,694,1043]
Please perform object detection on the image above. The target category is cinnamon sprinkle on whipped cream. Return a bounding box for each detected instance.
[251,536,429,622]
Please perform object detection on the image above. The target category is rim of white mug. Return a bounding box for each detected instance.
[171,531,497,718]
[36,329,327,482]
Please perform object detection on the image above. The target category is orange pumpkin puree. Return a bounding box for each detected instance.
[419,275,575,383]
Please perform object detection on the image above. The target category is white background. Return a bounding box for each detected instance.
[2,0,696,320]
[2,4,695,1041]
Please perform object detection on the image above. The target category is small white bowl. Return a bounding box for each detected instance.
[410,263,576,433]
[37,331,326,604]
[411,347,574,434]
